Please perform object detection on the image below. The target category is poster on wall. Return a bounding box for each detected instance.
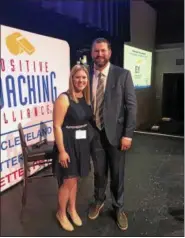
[0,25,70,192]
[124,44,152,88]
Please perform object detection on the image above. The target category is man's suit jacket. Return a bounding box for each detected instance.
[90,63,137,147]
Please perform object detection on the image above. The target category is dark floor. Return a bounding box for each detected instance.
[145,120,184,136]
[1,134,184,237]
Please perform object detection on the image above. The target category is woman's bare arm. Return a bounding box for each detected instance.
[53,94,69,153]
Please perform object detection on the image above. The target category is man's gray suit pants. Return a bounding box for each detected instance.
[90,127,126,213]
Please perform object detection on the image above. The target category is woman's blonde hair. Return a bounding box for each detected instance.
[68,64,91,105]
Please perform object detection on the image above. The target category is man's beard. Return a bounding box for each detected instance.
[93,57,109,68]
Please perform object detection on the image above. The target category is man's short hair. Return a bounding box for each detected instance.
[91,38,111,50]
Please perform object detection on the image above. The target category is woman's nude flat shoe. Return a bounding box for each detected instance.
[56,212,74,231]
[68,211,82,226]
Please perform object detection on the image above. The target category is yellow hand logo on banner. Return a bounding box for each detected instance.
[6,32,35,55]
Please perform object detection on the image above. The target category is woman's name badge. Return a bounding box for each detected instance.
[75,130,87,139]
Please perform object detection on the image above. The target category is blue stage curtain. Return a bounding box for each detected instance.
[0,0,130,66]
[41,0,130,41]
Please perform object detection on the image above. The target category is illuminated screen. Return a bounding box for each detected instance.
[124,44,152,88]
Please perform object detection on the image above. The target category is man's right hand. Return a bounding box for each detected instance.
[59,151,70,168]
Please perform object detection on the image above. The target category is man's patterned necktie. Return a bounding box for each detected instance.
[95,73,104,130]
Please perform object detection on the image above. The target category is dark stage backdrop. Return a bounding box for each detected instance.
[0,0,130,67]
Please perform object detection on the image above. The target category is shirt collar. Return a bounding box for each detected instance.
[94,62,110,78]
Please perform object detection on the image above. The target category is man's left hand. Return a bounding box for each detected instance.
[120,137,132,151]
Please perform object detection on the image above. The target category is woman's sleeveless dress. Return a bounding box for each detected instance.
[53,92,93,186]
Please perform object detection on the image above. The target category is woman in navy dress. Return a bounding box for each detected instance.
[53,65,93,231]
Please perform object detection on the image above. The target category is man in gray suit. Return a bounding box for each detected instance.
[88,38,137,230]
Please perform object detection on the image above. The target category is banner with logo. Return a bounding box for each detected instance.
[0,25,70,192]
